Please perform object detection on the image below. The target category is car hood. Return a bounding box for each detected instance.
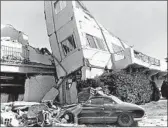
[117,102,145,111]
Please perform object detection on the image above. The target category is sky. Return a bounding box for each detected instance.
[1,1,167,61]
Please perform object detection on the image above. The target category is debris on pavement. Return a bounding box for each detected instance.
[0,99,84,127]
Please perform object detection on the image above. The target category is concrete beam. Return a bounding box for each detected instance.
[1,84,23,87]
[1,63,55,75]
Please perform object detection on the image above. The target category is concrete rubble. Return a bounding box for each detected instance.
[0,87,109,127]
[0,100,83,127]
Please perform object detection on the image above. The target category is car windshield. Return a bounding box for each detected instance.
[110,95,123,104]
[85,95,123,105]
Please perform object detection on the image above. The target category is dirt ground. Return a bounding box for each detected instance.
[138,100,167,126]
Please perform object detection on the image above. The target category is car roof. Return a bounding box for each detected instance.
[90,95,112,99]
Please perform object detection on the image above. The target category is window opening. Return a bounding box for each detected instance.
[61,35,77,56]
[86,34,107,51]
[54,1,66,14]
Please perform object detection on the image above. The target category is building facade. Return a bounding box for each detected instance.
[44,1,167,104]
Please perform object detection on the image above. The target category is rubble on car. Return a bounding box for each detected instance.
[0,86,108,127]
[0,100,82,127]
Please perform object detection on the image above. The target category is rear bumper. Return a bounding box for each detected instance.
[134,113,147,121]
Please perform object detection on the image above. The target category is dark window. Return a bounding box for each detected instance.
[94,37,107,51]
[86,34,107,51]
[61,35,76,56]
[90,98,104,105]
[86,34,97,48]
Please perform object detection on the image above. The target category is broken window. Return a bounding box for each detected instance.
[86,34,107,51]
[54,1,66,14]
[61,35,77,56]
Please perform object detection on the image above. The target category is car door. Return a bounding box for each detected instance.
[103,97,118,124]
[78,97,105,124]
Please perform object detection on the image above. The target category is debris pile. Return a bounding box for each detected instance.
[78,70,161,104]
[0,101,79,127]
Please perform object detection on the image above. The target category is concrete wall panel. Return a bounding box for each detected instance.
[28,46,52,65]
[24,75,56,102]
[57,21,75,43]
[51,1,74,31]
[83,48,112,68]
[44,1,55,36]
[56,50,83,78]
[49,33,62,63]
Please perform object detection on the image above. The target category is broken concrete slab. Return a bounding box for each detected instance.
[24,75,56,102]
[41,87,59,102]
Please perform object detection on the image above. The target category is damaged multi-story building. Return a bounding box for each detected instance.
[44,1,167,104]
[1,24,57,103]
[1,1,167,104]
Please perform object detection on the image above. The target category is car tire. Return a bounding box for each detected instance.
[117,112,134,127]
[62,112,75,124]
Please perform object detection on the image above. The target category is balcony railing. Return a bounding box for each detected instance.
[134,50,160,66]
[1,45,29,64]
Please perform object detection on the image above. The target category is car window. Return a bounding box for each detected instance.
[90,98,104,105]
[104,98,116,104]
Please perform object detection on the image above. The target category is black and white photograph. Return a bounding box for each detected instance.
[1,1,167,127]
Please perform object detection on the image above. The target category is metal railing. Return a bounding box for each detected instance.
[1,45,29,64]
[134,50,160,66]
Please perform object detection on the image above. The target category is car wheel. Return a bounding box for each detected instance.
[61,112,75,124]
[117,112,134,127]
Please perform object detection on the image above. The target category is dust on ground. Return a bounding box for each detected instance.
[138,100,167,126]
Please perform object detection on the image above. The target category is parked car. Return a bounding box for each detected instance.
[63,95,145,127]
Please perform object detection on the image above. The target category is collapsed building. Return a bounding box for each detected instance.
[1,24,57,103]
[1,1,167,104]
[44,1,167,104]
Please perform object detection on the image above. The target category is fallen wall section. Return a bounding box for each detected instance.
[24,75,56,102]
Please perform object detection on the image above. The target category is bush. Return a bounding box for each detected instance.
[78,70,161,104]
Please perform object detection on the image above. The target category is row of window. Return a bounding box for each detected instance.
[54,1,123,56]
[60,34,123,56]
[60,34,108,56]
